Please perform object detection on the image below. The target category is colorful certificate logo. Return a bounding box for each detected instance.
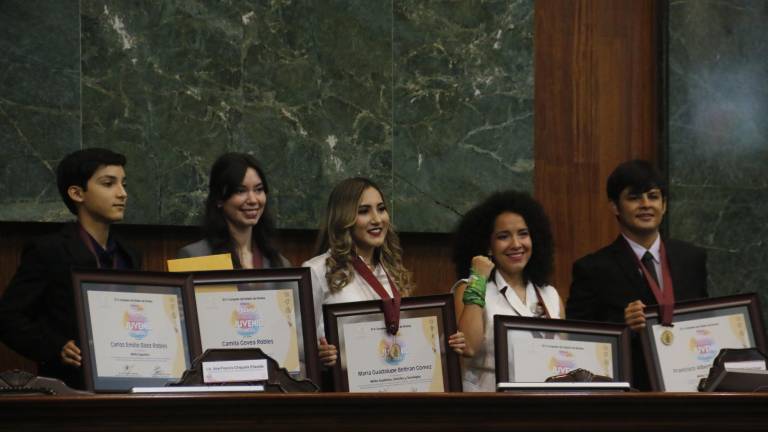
[548,350,576,375]
[690,329,718,362]
[231,302,261,337]
[379,336,406,365]
[124,304,150,340]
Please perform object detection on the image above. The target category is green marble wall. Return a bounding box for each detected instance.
[667,1,768,319]
[393,1,533,232]
[0,0,534,232]
[0,0,81,221]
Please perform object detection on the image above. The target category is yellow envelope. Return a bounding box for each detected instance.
[166,253,234,272]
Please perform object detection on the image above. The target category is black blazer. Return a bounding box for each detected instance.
[566,235,707,389]
[566,236,708,323]
[0,223,141,389]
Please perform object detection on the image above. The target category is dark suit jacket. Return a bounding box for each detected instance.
[566,235,708,388]
[567,236,708,322]
[0,223,141,389]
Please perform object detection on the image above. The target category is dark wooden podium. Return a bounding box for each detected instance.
[1,392,767,431]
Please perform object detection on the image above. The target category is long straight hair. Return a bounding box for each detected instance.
[202,152,282,268]
[315,177,413,295]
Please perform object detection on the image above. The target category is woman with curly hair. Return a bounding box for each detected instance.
[178,152,289,268]
[304,177,465,367]
[453,190,563,391]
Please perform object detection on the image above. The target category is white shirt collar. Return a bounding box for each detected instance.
[494,270,515,293]
[493,271,536,317]
[622,233,661,263]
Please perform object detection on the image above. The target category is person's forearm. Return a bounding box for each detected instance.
[458,305,485,357]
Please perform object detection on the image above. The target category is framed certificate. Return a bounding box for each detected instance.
[323,294,462,392]
[640,293,767,391]
[494,316,631,384]
[72,269,198,393]
[185,268,320,386]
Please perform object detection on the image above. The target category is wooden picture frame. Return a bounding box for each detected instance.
[323,294,462,392]
[494,315,631,384]
[185,268,320,387]
[640,293,767,391]
[72,269,198,392]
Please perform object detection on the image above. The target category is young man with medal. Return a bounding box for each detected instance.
[566,159,708,389]
[0,148,141,389]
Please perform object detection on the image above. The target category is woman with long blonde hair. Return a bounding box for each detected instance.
[303,177,464,366]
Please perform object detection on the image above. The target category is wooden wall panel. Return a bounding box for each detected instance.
[534,0,660,301]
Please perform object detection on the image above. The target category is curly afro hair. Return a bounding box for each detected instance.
[452,190,554,287]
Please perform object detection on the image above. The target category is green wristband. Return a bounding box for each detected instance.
[462,270,487,307]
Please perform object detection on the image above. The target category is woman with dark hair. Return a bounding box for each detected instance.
[453,190,563,391]
[178,152,288,268]
[303,177,464,367]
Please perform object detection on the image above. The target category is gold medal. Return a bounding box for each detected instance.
[660,329,674,345]
[388,343,401,360]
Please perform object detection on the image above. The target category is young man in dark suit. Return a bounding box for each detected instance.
[566,160,708,388]
[0,148,141,389]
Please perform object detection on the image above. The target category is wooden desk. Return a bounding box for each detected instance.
[1,392,766,431]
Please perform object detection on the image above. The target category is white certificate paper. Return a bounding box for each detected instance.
[87,290,187,379]
[195,287,301,374]
[509,332,614,381]
[343,316,444,392]
[651,313,750,391]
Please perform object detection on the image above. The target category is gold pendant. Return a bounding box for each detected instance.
[387,342,402,361]
[660,329,674,346]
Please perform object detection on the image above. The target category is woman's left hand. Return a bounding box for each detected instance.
[448,331,466,355]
